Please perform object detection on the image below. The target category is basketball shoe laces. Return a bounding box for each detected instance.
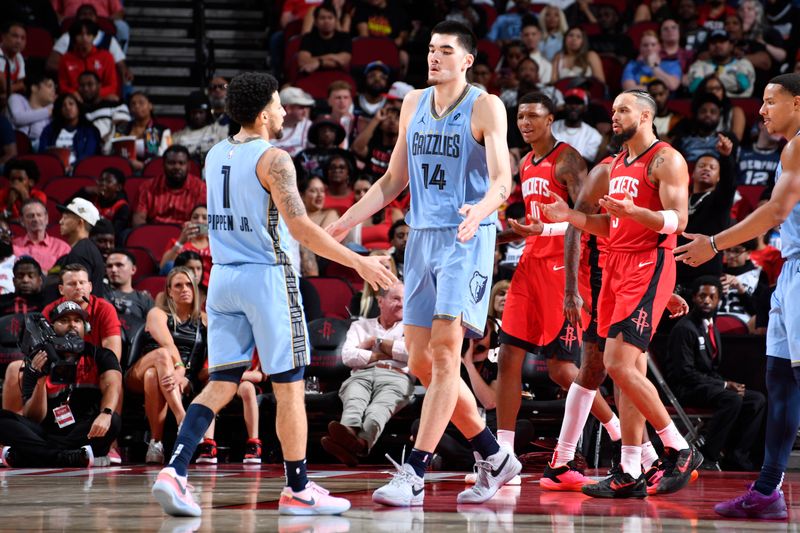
[472,457,494,486]
[384,454,420,487]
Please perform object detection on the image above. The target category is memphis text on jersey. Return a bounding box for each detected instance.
[411,132,462,158]
[208,213,254,233]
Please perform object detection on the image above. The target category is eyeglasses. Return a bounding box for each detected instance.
[209,83,227,90]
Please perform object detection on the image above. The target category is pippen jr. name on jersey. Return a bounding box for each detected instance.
[209,213,254,233]
[411,132,461,158]
[609,176,640,198]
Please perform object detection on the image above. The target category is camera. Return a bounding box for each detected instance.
[20,314,85,384]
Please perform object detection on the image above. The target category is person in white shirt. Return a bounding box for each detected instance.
[269,86,314,158]
[322,282,414,466]
[521,20,553,85]
[7,72,55,150]
[0,22,26,99]
[551,88,603,163]
[0,219,16,295]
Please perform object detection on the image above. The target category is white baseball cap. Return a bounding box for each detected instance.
[59,198,100,227]
[386,81,414,101]
[279,87,315,107]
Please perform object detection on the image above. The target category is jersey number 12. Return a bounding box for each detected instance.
[421,163,447,190]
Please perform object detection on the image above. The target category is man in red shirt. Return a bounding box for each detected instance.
[133,145,207,226]
[13,198,71,272]
[58,19,118,101]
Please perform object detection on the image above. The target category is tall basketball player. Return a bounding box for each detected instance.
[327,21,520,506]
[541,89,702,498]
[150,72,396,517]
[677,73,800,519]
[493,91,616,492]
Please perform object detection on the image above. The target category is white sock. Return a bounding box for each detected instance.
[497,429,515,451]
[656,422,689,451]
[621,445,642,476]
[640,441,658,469]
[602,414,622,442]
[553,383,596,465]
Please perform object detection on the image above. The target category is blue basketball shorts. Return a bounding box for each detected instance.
[767,257,800,364]
[403,225,495,339]
[206,263,310,375]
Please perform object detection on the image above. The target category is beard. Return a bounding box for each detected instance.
[610,124,638,147]
[209,96,226,109]
[366,83,386,97]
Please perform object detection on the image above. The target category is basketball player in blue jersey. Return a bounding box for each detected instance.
[150,72,396,518]
[327,21,519,506]
[676,73,800,519]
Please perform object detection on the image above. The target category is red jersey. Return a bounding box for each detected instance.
[521,142,571,259]
[607,141,677,253]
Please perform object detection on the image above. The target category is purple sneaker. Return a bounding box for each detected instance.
[714,484,788,520]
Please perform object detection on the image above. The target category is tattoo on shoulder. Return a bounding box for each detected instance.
[269,150,306,218]
[648,153,666,177]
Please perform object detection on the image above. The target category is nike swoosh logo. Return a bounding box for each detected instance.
[291,495,316,506]
[553,265,565,271]
[740,501,761,510]
[412,486,424,496]
[491,454,510,477]
[638,261,654,268]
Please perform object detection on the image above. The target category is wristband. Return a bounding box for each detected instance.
[542,222,569,237]
[174,361,185,369]
[709,234,720,254]
[101,407,113,415]
[173,241,184,249]
[657,209,679,234]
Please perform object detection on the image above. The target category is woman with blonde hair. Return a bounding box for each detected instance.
[488,280,510,323]
[125,267,208,464]
[351,251,398,318]
[539,6,568,62]
[551,26,605,84]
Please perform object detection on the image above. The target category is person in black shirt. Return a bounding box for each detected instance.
[106,249,154,334]
[0,256,44,316]
[298,4,352,75]
[0,300,122,468]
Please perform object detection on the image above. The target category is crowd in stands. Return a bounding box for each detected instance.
[0,0,795,469]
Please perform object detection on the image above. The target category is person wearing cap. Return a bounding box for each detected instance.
[0,298,123,469]
[269,86,314,158]
[13,199,71,273]
[354,61,391,129]
[686,30,755,97]
[384,81,413,111]
[0,159,47,222]
[551,88,602,164]
[51,197,109,300]
[172,91,228,163]
[298,3,352,75]
[295,114,354,178]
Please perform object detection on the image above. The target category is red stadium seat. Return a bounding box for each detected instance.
[627,22,659,49]
[9,223,24,238]
[18,154,65,188]
[477,4,497,27]
[126,246,159,282]
[284,34,303,82]
[124,177,151,214]
[731,98,762,131]
[142,157,202,178]
[364,240,390,251]
[477,39,501,70]
[554,76,606,100]
[23,26,54,59]
[351,37,401,73]
[46,223,62,239]
[716,315,749,335]
[156,116,186,133]
[126,224,182,262]
[600,55,623,96]
[45,199,60,224]
[134,276,167,299]
[283,19,304,43]
[74,155,133,179]
[43,176,95,204]
[324,262,364,292]
[667,99,692,121]
[14,131,32,155]
[579,22,601,37]
[295,71,356,100]
[306,276,355,320]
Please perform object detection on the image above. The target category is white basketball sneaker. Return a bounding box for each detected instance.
[372,455,425,507]
[457,447,522,504]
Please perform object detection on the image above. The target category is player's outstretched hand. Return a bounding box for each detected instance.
[666,293,689,318]
[508,214,544,237]
[457,203,483,242]
[563,291,584,329]
[355,254,398,291]
[538,195,570,223]
[599,192,637,219]
[325,219,351,243]
[673,232,715,267]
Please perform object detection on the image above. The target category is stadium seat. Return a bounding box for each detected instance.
[126,246,159,282]
[306,276,355,320]
[307,317,352,383]
[579,22,601,37]
[351,37,401,75]
[18,154,65,188]
[477,39,501,70]
[134,275,167,299]
[554,76,607,100]
[735,184,767,217]
[142,156,202,178]
[284,35,303,82]
[0,313,26,368]
[9,222,24,238]
[667,98,692,121]
[731,98,762,131]
[716,314,749,335]
[364,240,391,251]
[43,176,95,204]
[124,176,151,213]
[22,26,54,59]
[600,55,623,96]
[324,261,364,292]
[295,71,356,100]
[126,224,181,262]
[74,155,134,179]
[14,131,32,155]
[121,322,147,373]
[157,116,186,133]
[283,18,304,43]
[476,4,497,27]
[46,223,62,239]
[627,21,659,49]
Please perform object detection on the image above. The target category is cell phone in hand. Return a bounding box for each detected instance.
[196,223,209,235]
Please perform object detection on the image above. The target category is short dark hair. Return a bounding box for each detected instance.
[175,250,202,266]
[769,73,800,97]
[518,91,557,116]
[69,19,99,40]
[647,79,668,91]
[226,72,279,127]
[13,256,42,277]
[692,275,723,296]
[24,70,54,97]
[1,21,24,35]
[90,217,114,237]
[695,152,720,163]
[313,3,337,19]
[622,89,657,116]
[692,92,723,113]
[164,144,190,161]
[100,166,126,185]
[59,263,89,282]
[78,70,100,83]
[108,248,137,266]
[5,158,40,182]
[431,20,477,56]
[388,219,408,241]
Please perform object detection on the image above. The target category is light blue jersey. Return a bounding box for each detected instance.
[405,85,496,229]
[205,137,292,266]
[775,161,800,259]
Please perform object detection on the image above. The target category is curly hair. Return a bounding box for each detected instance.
[225,72,279,127]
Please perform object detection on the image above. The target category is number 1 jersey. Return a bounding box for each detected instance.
[405,85,496,229]
[205,137,292,266]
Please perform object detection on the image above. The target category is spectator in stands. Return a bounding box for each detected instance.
[538,6,567,62]
[485,0,534,44]
[171,91,227,164]
[126,267,207,464]
[648,80,681,140]
[132,145,207,226]
[2,1,59,38]
[7,72,55,151]
[0,300,122,468]
[270,86,313,158]
[350,251,397,318]
[0,219,15,294]
[698,0,736,32]
[51,0,130,51]
[589,5,635,67]
[551,88,602,164]
[725,14,774,83]
[89,218,115,261]
[52,198,108,299]
[663,276,765,471]
[172,251,206,303]
[46,3,132,88]
[384,80,413,111]
[738,0,787,68]
[106,249,154,328]
[160,205,211,289]
[12,199,71,273]
[302,0,352,34]
[443,0,486,39]
[388,219,407,280]
[322,155,354,215]
[694,74,747,142]
[520,20,553,86]
[353,62,391,133]
[268,0,323,77]
[675,135,736,292]
[676,0,708,53]
[622,31,682,92]
[660,18,693,73]
[322,281,412,466]
[301,176,339,229]
[0,256,44,316]
[58,20,119,101]
[496,39,527,79]
[0,21,27,102]
[206,75,236,134]
[327,80,356,148]
[686,30,755,98]
[298,4,353,75]
[634,0,672,23]
[737,117,782,187]
[78,70,130,146]
[488,279,510,326]
[73,167,129,239]
[295,114,353,178]
[349,176,404,250]
[718,240,770,331]
[551,26,604,84]
[352,104,399,179]
[0,159,47,222]
[671,93,733,163]
[38,93,101,171]
[110,91,171,170]
[0,113,18,173]
[354,0,410,75]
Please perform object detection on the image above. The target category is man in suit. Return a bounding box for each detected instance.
[663,275,766,470]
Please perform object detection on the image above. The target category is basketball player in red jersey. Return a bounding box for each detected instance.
[541,89,703,498]
[494,92,616,490]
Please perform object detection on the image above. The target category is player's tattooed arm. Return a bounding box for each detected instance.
[268,150,307,219]
[498,184,508,202]
[647,154,666,183]
[558,148,589,318]
[556,147,589,204]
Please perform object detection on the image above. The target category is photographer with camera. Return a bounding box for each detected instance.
[0,301,122,468]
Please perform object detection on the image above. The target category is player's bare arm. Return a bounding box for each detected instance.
[676,137,800,265]
[457,93,513,242]
[260,148,397,290]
